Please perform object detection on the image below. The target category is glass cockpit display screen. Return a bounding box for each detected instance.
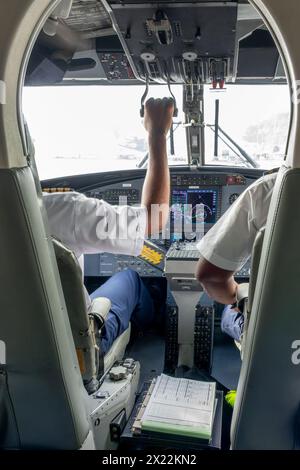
[171,188,219,241]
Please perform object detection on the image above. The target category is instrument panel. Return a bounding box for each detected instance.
[81,169,257,280]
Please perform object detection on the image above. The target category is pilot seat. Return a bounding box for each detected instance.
[52,237,132,394]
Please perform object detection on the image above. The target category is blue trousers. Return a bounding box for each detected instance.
[221,305,245,342]
[90,269,154,354]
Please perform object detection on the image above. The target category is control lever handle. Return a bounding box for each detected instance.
[167,78,177,155]
[139,75,178,156]
[167,79,178,118]
[140,76,178,118]
[140,75,149,118]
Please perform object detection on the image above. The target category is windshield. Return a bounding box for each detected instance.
[204,84,290,169]
[23,83,290,179]
[22,85,187,180]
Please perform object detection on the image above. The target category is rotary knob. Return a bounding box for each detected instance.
[109,366,127,381]
[182,51,198,62]
[141,51,156,62]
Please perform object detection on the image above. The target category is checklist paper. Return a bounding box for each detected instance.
[141,374,216,440]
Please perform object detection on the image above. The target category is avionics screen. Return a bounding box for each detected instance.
[171,188,218,241]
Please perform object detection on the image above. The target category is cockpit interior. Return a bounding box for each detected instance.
[1,0,300,454]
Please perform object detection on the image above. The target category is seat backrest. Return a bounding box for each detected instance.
[52,238,100,394]
[0,167,90,449]
[231,167,300,449]
[248,228,265,313]
[0,118,91,448]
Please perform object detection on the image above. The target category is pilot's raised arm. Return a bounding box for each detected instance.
[43,97,174,260]
[195,172,277,306]
[42,97,174,358]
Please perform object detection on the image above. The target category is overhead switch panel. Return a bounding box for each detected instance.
[102,1,238,85]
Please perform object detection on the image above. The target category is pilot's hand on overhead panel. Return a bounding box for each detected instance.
[144,97,174,137]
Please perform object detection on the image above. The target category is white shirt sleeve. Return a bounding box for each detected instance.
[196,173,276,272]
[43,192,147,259]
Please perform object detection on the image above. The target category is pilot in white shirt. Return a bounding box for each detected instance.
[196,171,277,342]
[43,97,174,355]
[43,192,147,267]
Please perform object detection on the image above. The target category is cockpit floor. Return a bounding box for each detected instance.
[126,333,241,391]
[126,333,165,388]
[212,337,242,390]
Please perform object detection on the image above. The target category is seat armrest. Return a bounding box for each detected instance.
[90,297,111,321]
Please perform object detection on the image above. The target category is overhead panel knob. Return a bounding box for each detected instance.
[141,51,156,62]
[182,51,198,62]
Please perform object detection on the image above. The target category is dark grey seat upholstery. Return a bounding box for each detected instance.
[0,167,90,449]
[231,167,300,449]
[235,228,265,357]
